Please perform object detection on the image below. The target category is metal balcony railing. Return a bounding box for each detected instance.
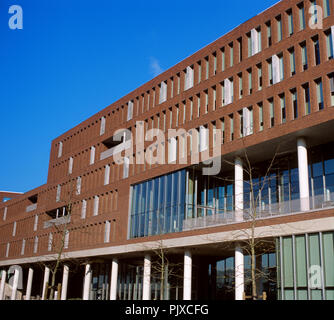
[182,192,334,231]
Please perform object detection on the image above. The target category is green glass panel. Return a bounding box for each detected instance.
[311,289,322,300]
[295,235,307,287]
[283,237,294,287]
[326,289,334,300]
[297,289,308,300]
[309,234,320,267]
[284,289,294,300]
[323,232,334,286]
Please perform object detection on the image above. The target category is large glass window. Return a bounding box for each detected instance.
[130,170,186,238]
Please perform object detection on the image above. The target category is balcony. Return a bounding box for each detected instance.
[183,193,334,232]
[26,203,37,213]
[100,139,132,161]
[43,215,71,229]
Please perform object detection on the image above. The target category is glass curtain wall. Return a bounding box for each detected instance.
[130,170,186,238]
[129,142,334,238]
[277,231,334,300]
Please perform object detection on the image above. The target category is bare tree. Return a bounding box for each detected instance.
[149,239,183,300]
[37,179,89,300]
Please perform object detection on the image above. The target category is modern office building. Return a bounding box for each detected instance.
[0,0,334,301]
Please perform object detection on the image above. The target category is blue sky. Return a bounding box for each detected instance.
[0,0,279,193]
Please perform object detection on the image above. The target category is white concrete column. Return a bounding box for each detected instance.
[235,157,244,222]
[110,259,118,300]
[297,138,310,211]
[235,245,244,300]
[61,265,69,300]
[143,255,151,300]
[25,268,34,300]
[82,264,92,300]
[41,266,50,300]
[10,268,19,300]
[0,270,6,300]
[183,250,192,300]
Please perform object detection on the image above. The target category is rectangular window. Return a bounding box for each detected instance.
[185,65,194,91]
[68,157,73,175]
[199,125,209,152]
[213,52,217,74]
[56,184,61,202]
[326,29,334,60]
[104,165,110,185]
[93,196,99,216]
[170,78,174,98]
[301,42,308,71]
[323,0,330,17]
[315,78,324,110]
[21,239,26,255]
[272,54,283,84]
[3,207,7,221]
[220,117,225,144]
[224,78,233,105]
[6,243,10,257]
[269,98,274,127]
[291,88,298,119]
[205,57,209,80]
[313,36,321,65]
[280,94,286,123]
[212,86,217,110]
[257,64,263,90]
[12,221,17,236]
[197,61,202,84]
[196,95,200,117]
[33,236,38,253]
[299,3,306,30]
[123,157,130,179]
[248,68,252,94]
[90,146,96,165]
[329,73,334,106]
[100,116,106,135]
[289,47,296,76]
[58,141,63,158]
[279,54,284,82]
[237,38,242,62]
[242,106,253,136]
[81,199,87,219]
[229,43,234,67]
[247,32,252,57]
[258,102,264,131]
[159,81,167,104]
[287,9,294,36]
[76,176,81,195]
[33,214,38,231]
[268,58,273,85]
[64,231,69,249]
[229,114,234,141]
[48,233,53,251]
[168,137,177,163]
[127,101,134,121]
[266,21,272,47]
[104,221,111,243]
[221,47,225,71]
[303,83,311,115]
[238,73,243,99]
[276,15,283,42]
[177,74,180,95]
